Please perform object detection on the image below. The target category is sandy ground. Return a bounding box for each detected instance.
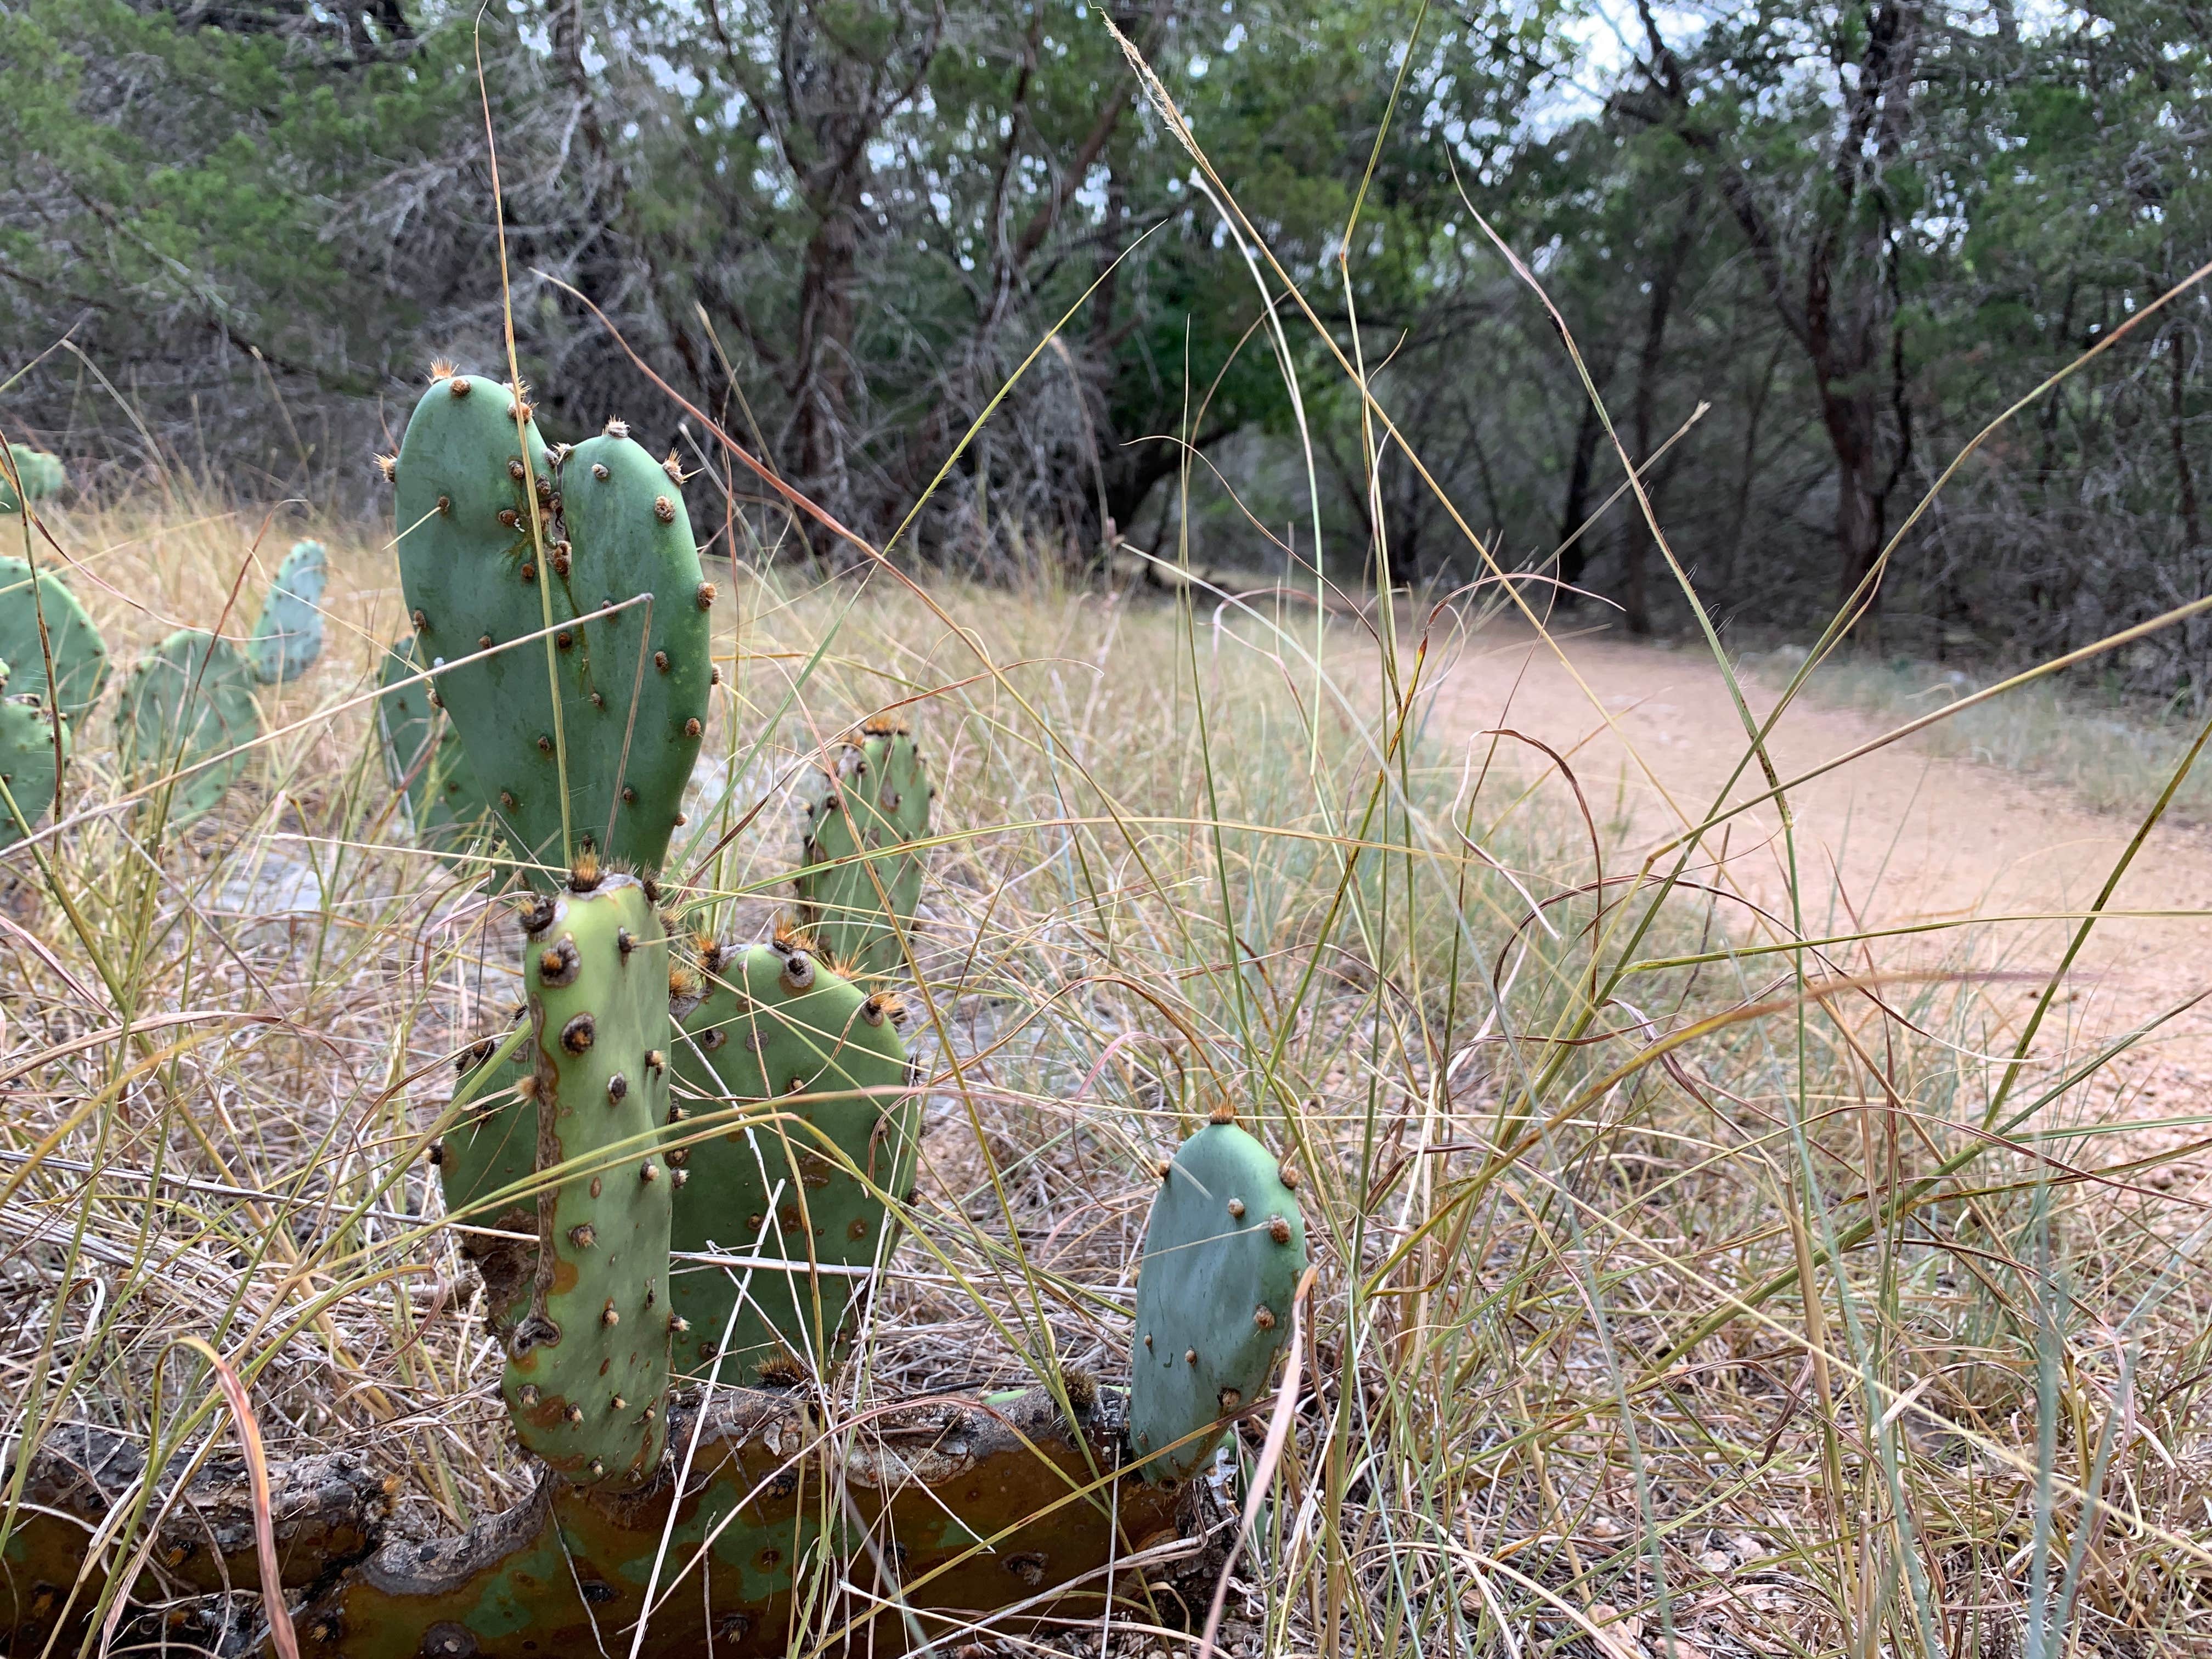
[1405,619,2212,1097]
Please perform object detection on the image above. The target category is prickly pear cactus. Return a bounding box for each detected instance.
[668,932,918,1382]
[794,718,932,978]
[506,864,675,1489]
[434,1024,538,1334]
[1128,1119,1307,1482]
[0,555,109,722]
[0,681,65,848]
[0,445,64,515]
[375,638,490,850]
[388,369,712,885]
[249,539,327,685]
[116,629,262,820]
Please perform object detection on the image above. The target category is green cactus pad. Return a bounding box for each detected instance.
[116,628,262,820]
[668,936,918,1383]
[375,637,492,853]
[505,870,675,1489]
[794,719,932,978]
[249,538,327,684]
[0,690,65,848]
[392,375,712,884]
[1128,1120,1307,1483]
[436,1024,539,1334]
[0,445,64,514]
[0,555,109,722]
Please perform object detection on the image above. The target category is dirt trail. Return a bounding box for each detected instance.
[1414,622,2212,1089]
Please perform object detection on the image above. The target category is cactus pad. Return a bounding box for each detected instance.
[668,936,918,1381]
[436,1024,538,1333]
[375,637,491,852]
[391,373,712,884]
[505,868,674,1489]
[794,719,932,978]
[0,555,109,722]
[116,629,262,820]
[249,538,327,684]
[0,687,65,848]
[0,445,64,514]
[1128,1121,1307,1482]
[276,1383,1199,1658]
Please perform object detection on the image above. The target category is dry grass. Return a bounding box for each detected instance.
[5,483,2212,1658]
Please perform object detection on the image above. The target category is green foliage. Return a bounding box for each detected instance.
[667,936,917,1383]
[0,445,64,513]
[391,376,712,886]
[1128,1120,1307,1483]
[0,556,108,723]
[249,538,326,684]
[504,870,674,1490]
[0,681,65,848]
[374,637,491,854]
[793,720,931,978]
[115,628,260,820]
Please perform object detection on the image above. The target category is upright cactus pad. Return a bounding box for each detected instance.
[249,539,327,685]
[0,445,64,515]
[436,1025,538,1333]
[794,718,932,978]
[375,638,490,851]
[390,371,712,884]
[0,684,65,848]
[1128,1120,1308,1482]
[116,629,262,820]
[0,555,109,722]
[668,934,918,1382]
[506,866,675,1489]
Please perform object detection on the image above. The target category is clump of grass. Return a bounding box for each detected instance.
[5,470,2211,1657]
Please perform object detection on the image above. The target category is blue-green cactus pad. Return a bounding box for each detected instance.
[0,555,109,723]
[116,628,262,820]
[250,539,328,684]
[1128,1120,1307,1482]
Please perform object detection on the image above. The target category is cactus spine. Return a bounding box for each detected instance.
[389,373,712,885]
[668,933,918,1381]
[0,555,109,723]
[505,864,674,1489]
[794,718,932,978]
[249,538,328,685]
[1127,1119,1308,1482]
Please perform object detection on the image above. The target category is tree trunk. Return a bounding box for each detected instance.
[1822,378,1888,617]
[1616,207,1697,635]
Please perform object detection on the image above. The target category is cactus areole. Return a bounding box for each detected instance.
[391,372,711,887]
